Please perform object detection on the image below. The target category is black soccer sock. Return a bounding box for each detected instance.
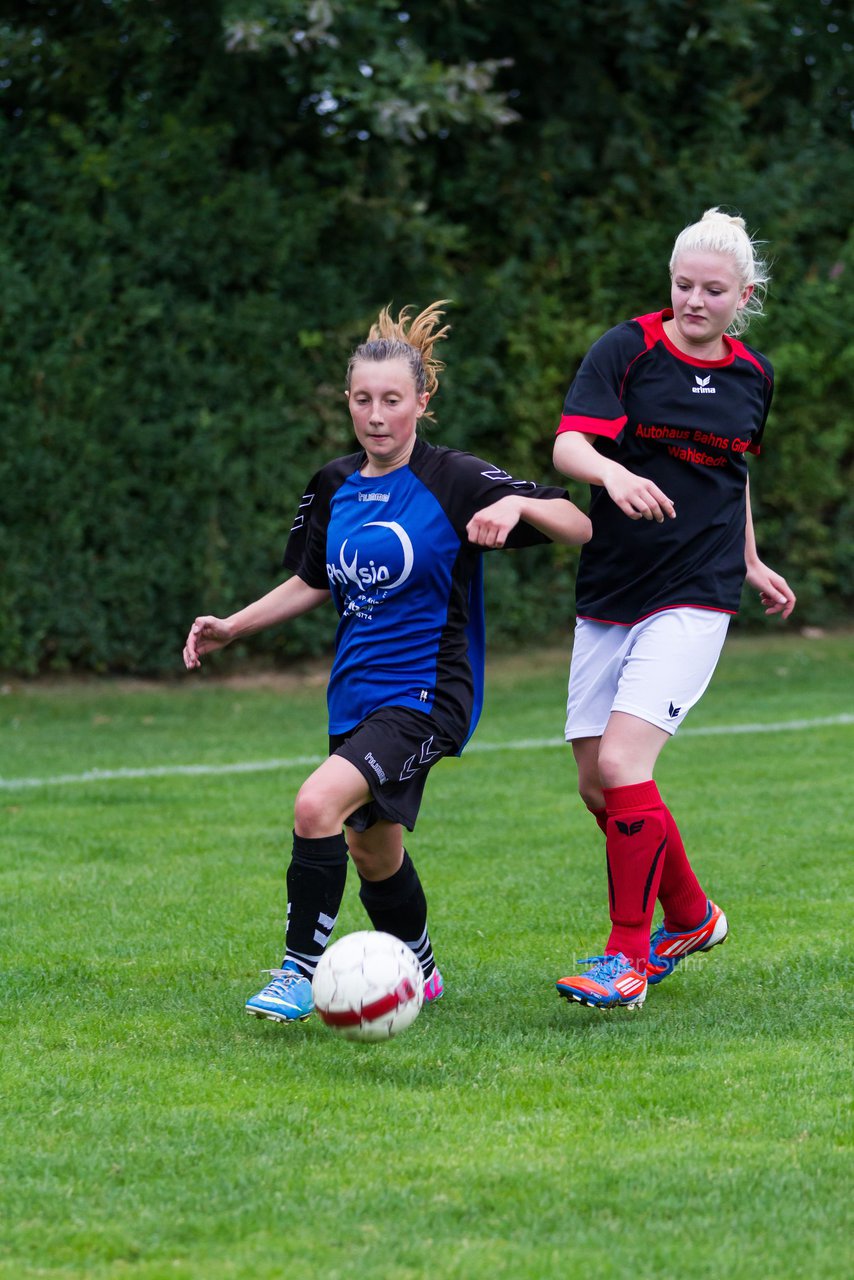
[358,850,436,978]
[284,831,349,978]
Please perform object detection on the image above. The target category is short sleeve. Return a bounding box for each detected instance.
[412,445,569,550]
[282,454,360,587]
[556,322,647,441]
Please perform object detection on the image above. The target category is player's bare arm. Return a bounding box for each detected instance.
[183,576,330,669]
[466,494,591,549]
[744,479,796,619]
[553,430,676,523]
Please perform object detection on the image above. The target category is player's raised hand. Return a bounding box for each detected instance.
[183,615,233,669]
[604,465,676,523]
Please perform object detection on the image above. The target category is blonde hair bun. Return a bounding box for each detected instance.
[669,208,769,335]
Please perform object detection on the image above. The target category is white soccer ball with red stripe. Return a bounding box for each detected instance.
[312,931,425,1041]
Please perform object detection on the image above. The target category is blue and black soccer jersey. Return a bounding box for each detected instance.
[557,309,773,625]
[285,437,567,746]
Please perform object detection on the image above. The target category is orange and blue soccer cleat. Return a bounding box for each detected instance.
[646,900,728,985]
[556,953,647,1010]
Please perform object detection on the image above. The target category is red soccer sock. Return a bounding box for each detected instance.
[656,805,709,932]
[602,780,668,972]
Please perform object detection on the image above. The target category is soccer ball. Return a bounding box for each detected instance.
[312,931,425,1042]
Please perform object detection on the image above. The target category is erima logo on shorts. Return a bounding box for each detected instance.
[692,374,716,394]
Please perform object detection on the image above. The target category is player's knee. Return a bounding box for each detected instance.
[578,778,603,811]
[294,782,339,836]
[574,756,604,810]
[347,840,379,879]
[596,741,631,790]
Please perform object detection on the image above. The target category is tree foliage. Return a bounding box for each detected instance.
[1,0,851,673]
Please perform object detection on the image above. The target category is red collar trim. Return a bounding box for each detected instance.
[641,310,736,369]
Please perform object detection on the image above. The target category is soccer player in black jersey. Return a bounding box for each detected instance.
[183,301,591,1023]
[552,209,796,1011]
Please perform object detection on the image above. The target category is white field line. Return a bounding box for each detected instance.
[1,713,852,792]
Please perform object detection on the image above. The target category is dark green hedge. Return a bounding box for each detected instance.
[1,1,851,674]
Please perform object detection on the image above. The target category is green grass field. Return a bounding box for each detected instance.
[1,632,852,1280]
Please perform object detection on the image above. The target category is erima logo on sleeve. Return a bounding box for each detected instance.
[692,374,716,395]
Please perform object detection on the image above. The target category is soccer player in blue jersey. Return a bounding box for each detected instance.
[551,209,796,1011]
[183,301,591,1023]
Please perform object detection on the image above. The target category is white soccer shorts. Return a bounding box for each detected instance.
[565,608,731,740]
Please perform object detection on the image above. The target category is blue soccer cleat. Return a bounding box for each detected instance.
[556,953,647,1010]
[245,960,314,1022]
[647,900,728,986]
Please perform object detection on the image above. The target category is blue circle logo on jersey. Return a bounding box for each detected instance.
[327,520,414,593]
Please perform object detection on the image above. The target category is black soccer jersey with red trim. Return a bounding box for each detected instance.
[285,436,567,746]
[556,309,773,624]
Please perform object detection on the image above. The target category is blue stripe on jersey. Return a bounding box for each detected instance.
[463,556,485,748]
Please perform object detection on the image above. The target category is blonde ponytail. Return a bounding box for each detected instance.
[347,300,452,417]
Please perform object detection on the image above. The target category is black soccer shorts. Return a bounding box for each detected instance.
[330,705,460,832]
